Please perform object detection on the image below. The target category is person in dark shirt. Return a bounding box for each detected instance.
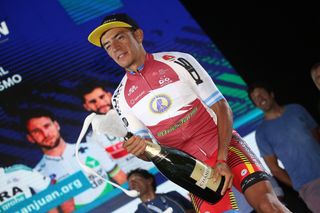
[127,168,195,213]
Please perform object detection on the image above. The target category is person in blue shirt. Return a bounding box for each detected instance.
[248,81,320,213]
[127,168,195,213]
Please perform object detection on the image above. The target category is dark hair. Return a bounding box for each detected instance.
[247,81,274,104]
[310,62,320,74]
[20,108,56,132]
[127,168,156,192]
[76,81,109,103]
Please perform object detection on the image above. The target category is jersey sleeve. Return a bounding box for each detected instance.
[174,52,225,107]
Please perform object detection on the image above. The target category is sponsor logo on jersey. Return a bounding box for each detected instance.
[88,168,107,189]
[162,55,175,61]
[157,107,198,137]
[128,85,138,96]
[122,117,129,127]
[241,169,248,176]
[156,68,172,87]
[158,77,172,87]
[159,68,167,75]
[0,186,23,202]
[174,57,204,85]
[112,82,123,116]
[149,95,171,113]
[85,156,100,168]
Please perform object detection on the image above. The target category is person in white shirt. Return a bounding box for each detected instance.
[0,164,58,212]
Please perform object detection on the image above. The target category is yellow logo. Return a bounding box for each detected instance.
[149,95,171,113]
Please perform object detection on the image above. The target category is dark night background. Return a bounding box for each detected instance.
[179,3,320,122]
[177,4,319,211]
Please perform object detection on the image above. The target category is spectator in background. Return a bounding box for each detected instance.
[310,62,320,90]
[77,81,153,173]
[127,168,195,213]
[22,108,127,211]
[310,62,320,119]
[248,81,320,213]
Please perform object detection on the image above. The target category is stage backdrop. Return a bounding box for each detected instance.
[0,0,263,212]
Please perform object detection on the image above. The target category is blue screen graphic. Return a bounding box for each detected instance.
[0,0,262,212]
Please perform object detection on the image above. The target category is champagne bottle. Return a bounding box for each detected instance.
[91,109,225,204]
[125,132,225,204]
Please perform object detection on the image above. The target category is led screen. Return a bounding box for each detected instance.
[0,0,262,212]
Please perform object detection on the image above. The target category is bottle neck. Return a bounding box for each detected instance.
[144,142,161,159]
[144,142,169,163]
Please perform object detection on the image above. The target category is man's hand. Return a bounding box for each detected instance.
[212,161,233,195]
[123,135,147,156]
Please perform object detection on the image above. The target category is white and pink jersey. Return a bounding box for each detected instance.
[112,52,225,162]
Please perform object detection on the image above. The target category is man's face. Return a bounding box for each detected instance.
[250,88,275,112]
[83,87,112,114]
[311,67,320,90]
[26,116,61,150]
[100,28,143,69]
[128,174,153,196]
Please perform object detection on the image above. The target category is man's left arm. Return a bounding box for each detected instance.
[210,99,234,195]
[178,53,234,195]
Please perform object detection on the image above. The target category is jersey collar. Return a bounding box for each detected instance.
[43,143,73,161]
[126,53,153,76]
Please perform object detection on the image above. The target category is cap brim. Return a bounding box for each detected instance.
[88,21,132,47]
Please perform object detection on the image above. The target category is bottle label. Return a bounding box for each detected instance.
[190,161,221,191]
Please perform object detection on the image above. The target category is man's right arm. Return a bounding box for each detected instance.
[263,155,292,187]
[123,135,151,161]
